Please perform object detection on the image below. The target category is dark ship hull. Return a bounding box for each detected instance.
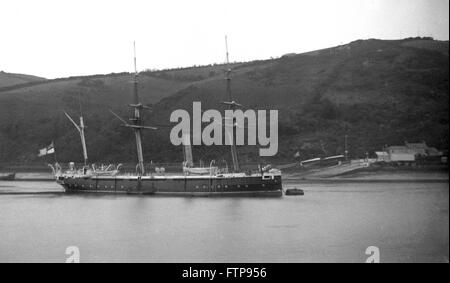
[57,173,282,197]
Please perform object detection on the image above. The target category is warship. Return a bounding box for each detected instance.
[53,40,283,196]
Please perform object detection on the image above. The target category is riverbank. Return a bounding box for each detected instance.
[2,169,448,183]
[284,164,448,182]
[2,172,54,181]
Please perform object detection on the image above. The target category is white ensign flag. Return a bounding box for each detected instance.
[38,142,55,157]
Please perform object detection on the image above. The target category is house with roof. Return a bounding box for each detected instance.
[375,141,443,163]
[385,145,416,162]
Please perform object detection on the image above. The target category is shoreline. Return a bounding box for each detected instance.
[1,171,448,183]
[284,178,448,183]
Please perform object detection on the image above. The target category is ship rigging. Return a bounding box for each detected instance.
[53,39,283,197]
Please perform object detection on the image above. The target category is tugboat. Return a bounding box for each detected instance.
[54,41,283,196]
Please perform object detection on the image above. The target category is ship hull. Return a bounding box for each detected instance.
[57,174,283,197]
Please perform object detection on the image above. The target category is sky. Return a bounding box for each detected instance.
[0,0,449,79]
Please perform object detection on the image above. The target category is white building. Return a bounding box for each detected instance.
[377,141,443,163]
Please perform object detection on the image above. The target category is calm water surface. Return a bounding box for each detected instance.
[0,181,448,262]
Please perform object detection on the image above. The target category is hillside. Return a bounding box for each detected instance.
[0,71,46,88]
[0,37,448,166]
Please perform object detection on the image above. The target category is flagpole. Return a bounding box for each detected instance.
[44,145,47,166]
[53,140,57,164]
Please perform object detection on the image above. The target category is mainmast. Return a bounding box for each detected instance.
[131,41,145,176]
[223,35,240,172]
[110,42,156,176]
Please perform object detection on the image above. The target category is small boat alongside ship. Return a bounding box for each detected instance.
[52,41,283,197]
[285,188,304,196]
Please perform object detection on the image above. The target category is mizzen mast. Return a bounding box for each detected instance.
[222,35,240,172]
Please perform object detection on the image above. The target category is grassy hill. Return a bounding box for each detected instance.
[0,71,46,88]
[0,37,448,166]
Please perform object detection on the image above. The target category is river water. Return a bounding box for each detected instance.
[0,180,448,263]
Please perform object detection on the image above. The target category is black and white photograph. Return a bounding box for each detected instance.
[0,0,448,266]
